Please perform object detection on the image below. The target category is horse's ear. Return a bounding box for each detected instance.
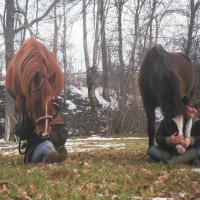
[49,72,56,84]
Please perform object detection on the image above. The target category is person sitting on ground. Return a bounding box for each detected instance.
[15,100,68,164]
[148,99,200,164]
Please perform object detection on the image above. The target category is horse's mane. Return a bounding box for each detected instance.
[6,37,63,102]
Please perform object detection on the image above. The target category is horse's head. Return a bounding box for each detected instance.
[26,72,56,138]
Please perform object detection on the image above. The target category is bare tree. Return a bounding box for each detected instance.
[62,0,68,102]
[100,0,109,100]
[185,0,200,57]
[82,0,100,111]
[4,0,16,141]
[129,0,146,70]
[148,0,157,48]
[114,0,126,70]
[82,0,90,70]
[53,4,58,56]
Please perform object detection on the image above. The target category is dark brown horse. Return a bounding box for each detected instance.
[6,37,64,138]
[139,45,195,148]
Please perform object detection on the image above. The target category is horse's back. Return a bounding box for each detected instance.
[139,45,195,110]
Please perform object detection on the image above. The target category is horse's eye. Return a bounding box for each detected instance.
[33,72,43,89]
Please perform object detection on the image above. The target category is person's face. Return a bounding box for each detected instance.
[185,104,198,118]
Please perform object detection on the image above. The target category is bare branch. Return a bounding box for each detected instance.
[14,0,60,34]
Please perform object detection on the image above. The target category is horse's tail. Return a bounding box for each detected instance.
[145,45,184,116]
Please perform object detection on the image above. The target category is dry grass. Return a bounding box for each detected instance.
[0,139,200,200]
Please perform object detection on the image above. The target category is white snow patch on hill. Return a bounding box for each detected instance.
[67,85,118,110]
[65,100,77,110]
[95,87,118,110]
[70,85,88,99]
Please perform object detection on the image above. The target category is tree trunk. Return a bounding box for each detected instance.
[115,0,126,133]
[185,0,200,56]
[149,0,157,48]
[129,0,140,70]
[82,0,99,111]
[53,5,58,57]
[4,0,16,141]
[100,0,109,101]
[82,0,90,70]
[117,3,125,71]
[62,0,68,103]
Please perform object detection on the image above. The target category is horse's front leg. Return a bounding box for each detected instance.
[146,107,155,148]
[172,115,185,154]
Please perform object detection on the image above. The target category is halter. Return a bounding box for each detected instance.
[30,76,53,136]
[35,115,53,124]
[33,103,53,136]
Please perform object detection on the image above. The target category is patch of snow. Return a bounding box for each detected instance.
[57,96,63,100]
[95,88,110,108]
[0,136,146,156]
[70,85,88,99]
[192,168,200,173]
[95,87,118,110]
[65,100,77,110]
[67,136,147,142]
[65,142,125,153]
[0,81,4,86]
[131,196,142,200]
[0,139,5,143]
[152,198,173,200]
[79,87,88,98]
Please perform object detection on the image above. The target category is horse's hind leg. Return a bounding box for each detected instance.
[145,106,156,148]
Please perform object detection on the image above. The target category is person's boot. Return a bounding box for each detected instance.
[57,146,68,162]
[167,148,198,165]
[43,149,59,164]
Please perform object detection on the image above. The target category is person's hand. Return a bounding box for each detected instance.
[183,137,192,148]
[169,133,184,144]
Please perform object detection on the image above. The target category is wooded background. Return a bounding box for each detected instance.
[0,0,200,140]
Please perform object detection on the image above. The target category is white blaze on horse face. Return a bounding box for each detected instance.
[42,103,49,137]
[185,118,192,137]
[172,115,183,135]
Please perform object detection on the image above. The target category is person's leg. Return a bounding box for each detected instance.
[167,147,198,165]
[148,145,172,162]
[56,146,68,162]
[192,144,200,164]
[30,140,59,164]
[194,144,200,157]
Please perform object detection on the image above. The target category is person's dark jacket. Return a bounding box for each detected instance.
[15,112,67,163]
[156,118,200,153]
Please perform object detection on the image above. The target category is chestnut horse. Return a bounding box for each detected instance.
[139,45,195,149]
[6,38,64,138]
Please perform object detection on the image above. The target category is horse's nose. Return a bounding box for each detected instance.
[41,131,49,137]
[39,131,49,139]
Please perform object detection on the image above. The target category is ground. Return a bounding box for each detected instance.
[0,137,200,200]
